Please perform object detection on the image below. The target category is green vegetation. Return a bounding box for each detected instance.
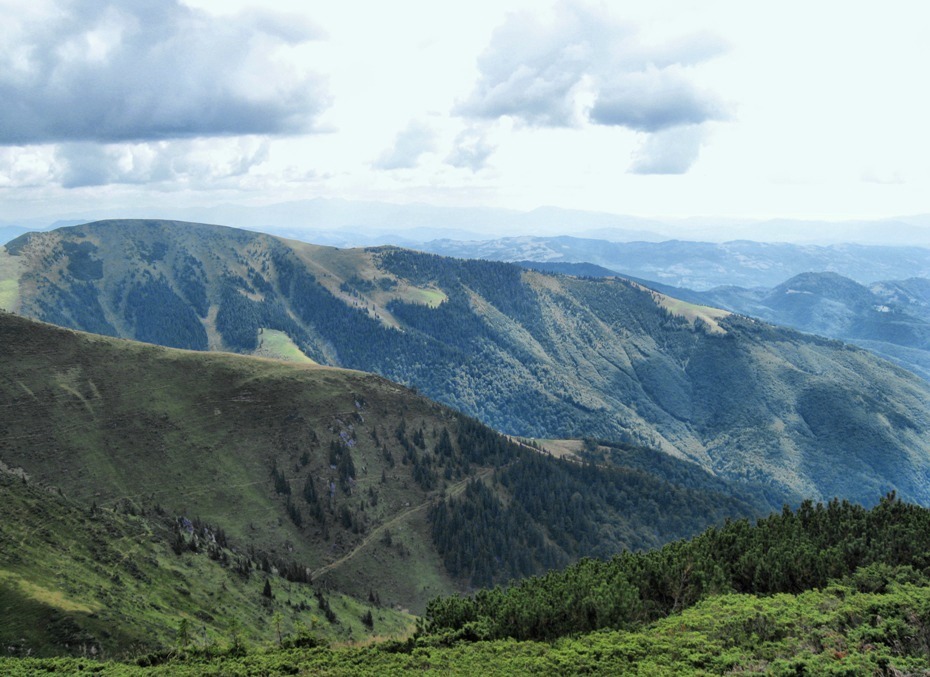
[253,329,316,363]
[0,472,413,659]
[6,498,930,674]
[425,494,930,642]
[0,310,783,656]
[6,220,930,505]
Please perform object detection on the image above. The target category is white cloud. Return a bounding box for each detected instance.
[628,125,705,175]
[457,1,727,138]
[589,66,726,132]
[53,137,271,189]
[445,127,496,172]
[450,1,730,175]
[373,121,436,170]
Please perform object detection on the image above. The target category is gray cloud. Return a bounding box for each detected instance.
[628,125,705,175]
[589,67,726,132]
[373,121,436,170]
[445,128,496,172]
[457,1,728,170]
[55,138,271,188]
[0,0,329,145]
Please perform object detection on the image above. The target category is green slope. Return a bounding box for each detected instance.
[0,310,777,655]
[0,472,413,659]
[5,219,930,505]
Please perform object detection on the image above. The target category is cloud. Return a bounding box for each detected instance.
[0,0,329,145]
[445,128,496,172]
[457,1,729,171]
[628,125,705,175]
[589,66,726,132]
[0,146,59,188]
[455,4,609,127]
[373,121,436,170]
[54,138,271,188]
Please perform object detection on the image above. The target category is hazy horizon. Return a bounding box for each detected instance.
[2,1,930,238]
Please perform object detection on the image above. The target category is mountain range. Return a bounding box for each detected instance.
[3,220,930,507]
[3,199,930,247]
[6,217,930,661]
[422,236,930,290]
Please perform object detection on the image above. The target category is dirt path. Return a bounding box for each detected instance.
[311,467,494,580]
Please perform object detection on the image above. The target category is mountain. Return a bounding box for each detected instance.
[4,220,930,506]
[10,200,930,247]
[421,236,930,290]
[0,310,780,655]
[605,272,930,382]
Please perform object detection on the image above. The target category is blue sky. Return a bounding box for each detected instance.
[1,0,929,226]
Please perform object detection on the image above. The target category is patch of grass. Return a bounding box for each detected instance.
[253,329,316,364]
[654,294,729,334]
[0,571,98,614]
[0,249,21,310]
[399,287,447,308]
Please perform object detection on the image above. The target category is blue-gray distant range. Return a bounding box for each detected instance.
[2,197,930,251]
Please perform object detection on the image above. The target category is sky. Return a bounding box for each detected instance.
[1,0,929,229]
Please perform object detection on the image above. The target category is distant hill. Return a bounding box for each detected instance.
[4,220,930,505]
[424,236,930,290]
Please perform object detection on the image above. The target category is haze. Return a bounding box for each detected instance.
[1,0,929,243]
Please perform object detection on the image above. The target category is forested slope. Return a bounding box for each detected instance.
[0,311,775,654]
[4,220,930,504]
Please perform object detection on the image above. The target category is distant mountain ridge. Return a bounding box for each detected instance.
[592,271,930,382]
[4,199,930,247]
[4,219,930,505]
[423,236,930,290]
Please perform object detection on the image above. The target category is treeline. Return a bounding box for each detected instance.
[425,494,930,642]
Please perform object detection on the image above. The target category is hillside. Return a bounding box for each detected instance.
[621,272,930,382]
[6,497,930,674]
[4,220,930,505]
[422,235,930,289]
[0,471,412,658]
[0,311,778,655]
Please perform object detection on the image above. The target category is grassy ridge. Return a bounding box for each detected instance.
[1,310,784,656]
[0,309,468,611]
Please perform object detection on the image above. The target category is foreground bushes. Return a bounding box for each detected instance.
[4,579,930,675]
[426,493,930,641]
